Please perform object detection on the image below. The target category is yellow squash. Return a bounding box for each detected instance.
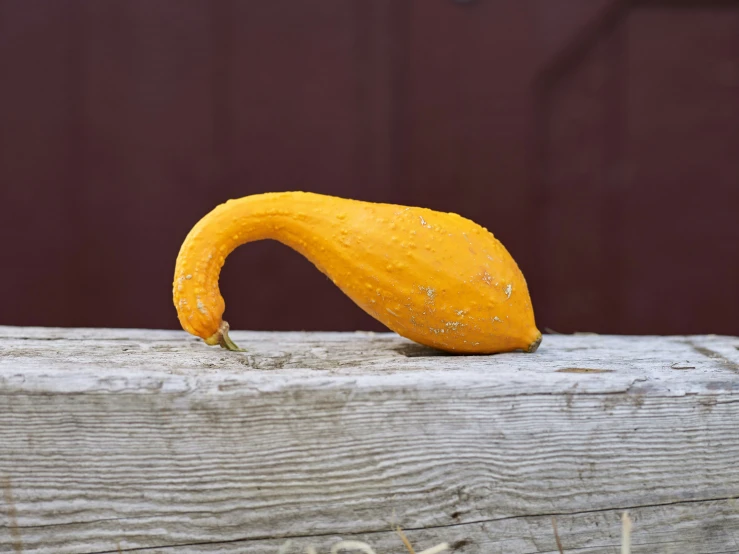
[173,191,541,354]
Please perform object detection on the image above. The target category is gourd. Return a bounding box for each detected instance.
[173,191,541,354]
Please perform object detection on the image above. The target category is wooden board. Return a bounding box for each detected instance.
[1,326,738,553]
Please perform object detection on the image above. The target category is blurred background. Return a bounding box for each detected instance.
[1,0,737,335]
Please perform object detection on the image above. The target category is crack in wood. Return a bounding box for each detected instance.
[687,340,739,373]
[401,494,739,534]
[13,495,738,554]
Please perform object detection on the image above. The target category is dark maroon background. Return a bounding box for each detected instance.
[1,0,737,335]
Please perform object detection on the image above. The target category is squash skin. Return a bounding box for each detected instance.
[173,191,541,354]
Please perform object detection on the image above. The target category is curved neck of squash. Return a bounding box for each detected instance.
[173,192,326,340]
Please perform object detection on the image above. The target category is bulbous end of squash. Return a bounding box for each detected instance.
[204,320,246,352]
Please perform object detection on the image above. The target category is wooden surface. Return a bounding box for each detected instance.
[1,326,738,554]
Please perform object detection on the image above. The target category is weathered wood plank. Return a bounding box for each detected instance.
[49,499,737,554]
[1,327,738,553]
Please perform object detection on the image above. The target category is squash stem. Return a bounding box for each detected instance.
[220,329,245,351]
[207,320,246,352]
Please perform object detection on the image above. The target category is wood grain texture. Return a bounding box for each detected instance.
[1,327,738,553]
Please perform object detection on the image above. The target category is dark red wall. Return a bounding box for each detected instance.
[1,0,737,335]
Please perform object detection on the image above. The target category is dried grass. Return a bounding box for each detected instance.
[621,511,632,554]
